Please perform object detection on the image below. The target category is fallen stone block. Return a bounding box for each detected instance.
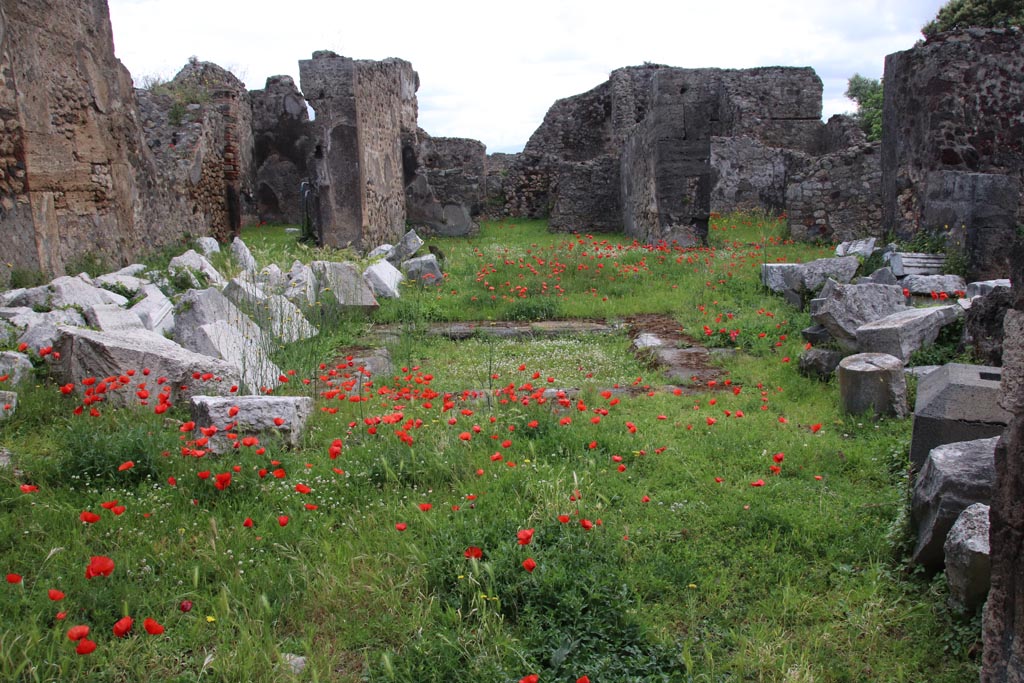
[49,276,127,309]
[173,288,266,355]
[798,348,843,381]
[835,237,876,258]
[837,352,908,418]
[386,229,424,265]
[191,321,281,394]
[195,236,221,256]
[0,319,16,346]
[0,352,33,385]
[944,503,991,612]
[130,284,174,336]
[93,271,149,295]
[257,264,288,293]
[368,244,393,260]
[231,237,258,272]
[800,324,833,345]
[283,261,318,306]
[249,295,318,343]
[888,252,945,277]
[50,326,241,406]
[402,254,444,286]
[0,307,85,332]
[189,394,313,453]
[810,282,907,350]
[363,260,404,299]
[912,436,997,571]
[633,333,665,351]
[909,363,1010,471]
[784,256,860,295]
[1,285,50,308]
[760,263,804,293]
[312,261,379,309]
[855,305,961,362]
[902,274,967,296]
[966,279,1011,298]
[83,304,146,333]
[223,278,269,306]
[168,250,227,288]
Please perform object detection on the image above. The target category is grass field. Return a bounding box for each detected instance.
[0,214,980,681]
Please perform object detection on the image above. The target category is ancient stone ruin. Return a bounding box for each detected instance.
[249,75,312,226]
[487,64,882,246]
[883,28,1023,280]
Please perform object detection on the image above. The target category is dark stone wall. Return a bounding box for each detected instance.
[882,28,1024,247]
[984,243,1024,682]
[250,75,312,225]
[405,133,485,236]
[300,52,416,250]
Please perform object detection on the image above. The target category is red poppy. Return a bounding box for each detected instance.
[179,600,193,613]
[522,558,537,573]
[49,589,65,601]
[516,528,535,545]
[464,546,483,559]
[810,423,822,433]
[557,515,570,523]
[278,516,289,527]
[578,677,591,683]
[67,625,89,641]
[750,479,765,487]
[85,556,114,579]
[6,573,21,584]
[641,495,651,503]
[112,616,132,637]
[772,452,784,464]
[79,511,100,524]
[20,484,38,493]
[75,638,97,655]
[243,517,254,528]
[273,417,285,426]
[118,460,134,471]
[418,503,432,512]
[395,522,407,532]
[143,617,164,635]
[214,472,231,490]
[580,519,594,530]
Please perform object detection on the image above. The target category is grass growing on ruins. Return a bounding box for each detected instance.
[0,213,982,682]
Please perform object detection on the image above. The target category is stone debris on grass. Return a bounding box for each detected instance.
[83,304,147,333]
[0,390,17,420]
[0,351,33,386]
[173,288,267,355]
[837,352,908,418]
[855,304,961,362]
[283,261,318,306]
[168,249,227,288]
[195,236,221,256]
[189,394,313,453]
[190,320,280,394]
[130,284,175,336]
[911,436,997,571]
[231,236,258,272]
[944,502,991,612]
[402,254,444,286]
[810,282,907,350]
[50,326,241,406]
[363,259,404,299]
[311,261,379,309]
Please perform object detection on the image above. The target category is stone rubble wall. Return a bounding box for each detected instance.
[482,152,519,218]
[710,136,788,214]
[785,142,883,243]
[882,28,1024,241]
[502,64,826,239]
[249,75,312,225]
[0,1,254,287]
[300,52,414,251]
[405,134,486,235]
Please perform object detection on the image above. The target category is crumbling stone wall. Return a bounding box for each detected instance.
[984,243,1024,682]
[0,0,252,286]
[406,133,485,236]
[138,60,254,243]
[300,52,415,250]
[0,0,146,281]
[710,137,788,213]
[883,28,1024,278]
[785,142,883,242]
[482,152,518,218]
[250,75,312,224]
[505,64,824,241]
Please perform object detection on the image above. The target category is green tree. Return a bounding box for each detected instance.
[845,74,883,142]
[922,0,1024,38]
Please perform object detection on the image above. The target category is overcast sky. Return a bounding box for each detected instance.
[107,0,947,153]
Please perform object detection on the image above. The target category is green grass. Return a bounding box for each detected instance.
[0,213,980,682]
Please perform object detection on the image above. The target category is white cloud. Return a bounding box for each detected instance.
[107,0,947,153]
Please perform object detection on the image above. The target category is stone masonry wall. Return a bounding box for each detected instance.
[882,28,1024,242]
[300,52,414,251]
[250,75,312,225]
[785,142,883,242]
[405,134,485,236]
[710,136,788,214]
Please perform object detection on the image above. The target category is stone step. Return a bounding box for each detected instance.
[888,252,945,277]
